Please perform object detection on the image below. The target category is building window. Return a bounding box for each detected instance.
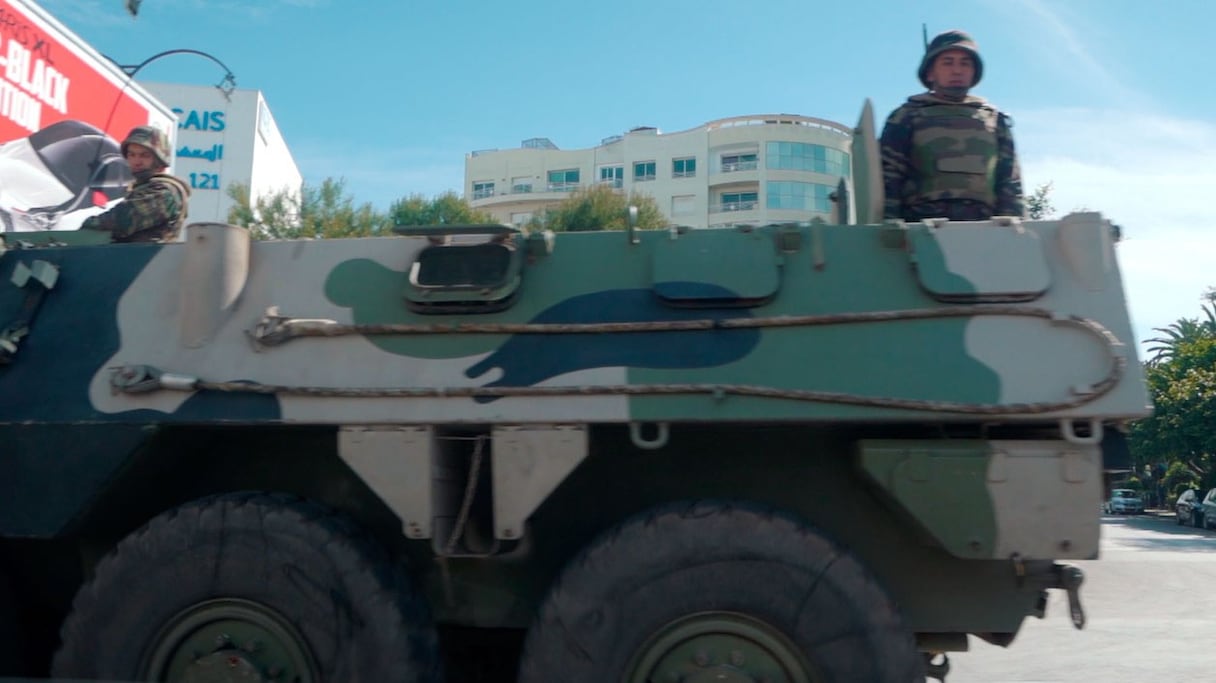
[672,157,696,178]
[765,142,851,177]
[472,181,495,199]
[510,211,534,227]
[600,165,623,188]
[511,176,533,194]
[715,191,758,213]
[766,181,834,213]
[633,161,656,181]
[671,194,695,215]
[720,153,757,172]
[547,169,580,192]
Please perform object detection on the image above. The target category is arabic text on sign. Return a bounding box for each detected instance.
[177,144,224,162]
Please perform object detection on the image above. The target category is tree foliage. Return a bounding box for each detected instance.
[227,179,384,239]
[227,182,491,240]
[1144,302,1216,366]
[540,185,667,232]
[388,191,494,227]
[1130,297,1216,490]
[1162,461,1201,499]
[1026,181,1054,220]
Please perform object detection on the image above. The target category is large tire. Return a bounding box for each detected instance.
[518,500,921,683]
[52,492,440,683]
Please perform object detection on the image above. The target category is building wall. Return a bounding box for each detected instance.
[143,83,302,225]
[466,114,854,229]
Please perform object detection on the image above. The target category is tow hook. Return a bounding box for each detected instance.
[924,652,950,681]
[1051,562,1086,629]
[110,364,199,394]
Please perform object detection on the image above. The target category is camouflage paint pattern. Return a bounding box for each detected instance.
[0,217,1138,427]
[859,439,1102,560]
[881,93,1023,221]
[0,211,1150,643]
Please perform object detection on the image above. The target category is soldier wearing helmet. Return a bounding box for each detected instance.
[80,125,190,243]
[879,30,1024,222]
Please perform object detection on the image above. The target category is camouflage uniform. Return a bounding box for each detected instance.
[880,30,1024,222]
[81,126,190,243]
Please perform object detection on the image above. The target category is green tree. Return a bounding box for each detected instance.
[226,182,300,239]
[1026,181,1054,220]
[227,179,386,239]
[1144,302,1216,366]
[388,191,494,227]
[1130,326,1216,489]
[541,185,666,232]
[1162,461,1201,500]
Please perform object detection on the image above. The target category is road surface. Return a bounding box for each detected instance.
[946,512,1216,682]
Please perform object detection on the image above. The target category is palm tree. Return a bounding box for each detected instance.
[1145,302,1216,365]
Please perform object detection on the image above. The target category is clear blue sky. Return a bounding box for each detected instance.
[39,0,1216,352]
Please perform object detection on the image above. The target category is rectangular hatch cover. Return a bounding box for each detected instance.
[651,228,780,306]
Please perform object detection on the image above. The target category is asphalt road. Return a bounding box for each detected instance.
[945,512,1216,682]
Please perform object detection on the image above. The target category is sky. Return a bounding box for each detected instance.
[35,0,1216,354]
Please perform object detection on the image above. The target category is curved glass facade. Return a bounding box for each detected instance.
[766,181,834,213]
[765,141,850,177]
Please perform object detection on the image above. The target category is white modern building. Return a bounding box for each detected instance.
[142,82,302,225]
[465,114,855,229]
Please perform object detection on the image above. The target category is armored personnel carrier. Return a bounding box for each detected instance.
[0,108,1148,682]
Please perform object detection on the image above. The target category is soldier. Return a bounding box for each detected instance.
[81,126,190,243]
[880,30,1024,222]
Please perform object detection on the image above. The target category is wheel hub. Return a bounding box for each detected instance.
[183,651,264,683]
[626,611,819,683]
[142,598,317,683]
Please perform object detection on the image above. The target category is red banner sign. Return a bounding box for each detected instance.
[0,0,174,231]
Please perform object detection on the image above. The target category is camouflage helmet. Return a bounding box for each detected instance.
[918,29,983,88]
[120,125,172,168]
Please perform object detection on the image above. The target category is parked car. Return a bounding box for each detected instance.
[1176,489,1204,527]
[1104,488,1144,515]
[1200,489,1216,530]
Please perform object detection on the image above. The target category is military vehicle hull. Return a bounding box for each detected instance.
[0,215,1148,681]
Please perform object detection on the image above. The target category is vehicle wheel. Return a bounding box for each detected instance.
[518,500,920,683]
[51,492,440,683]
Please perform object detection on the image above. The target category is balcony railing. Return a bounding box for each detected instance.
[720,160,758,173]
[598,178,623,189]
[710,201,758,213]
[469,182,587,201]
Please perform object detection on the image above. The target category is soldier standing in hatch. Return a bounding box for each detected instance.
[880,30,1024,222]
[81,125,190,243]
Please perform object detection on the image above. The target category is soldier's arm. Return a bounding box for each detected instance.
[82,181,183,240]
[994,112,1025,217]
[879,108,913,220]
